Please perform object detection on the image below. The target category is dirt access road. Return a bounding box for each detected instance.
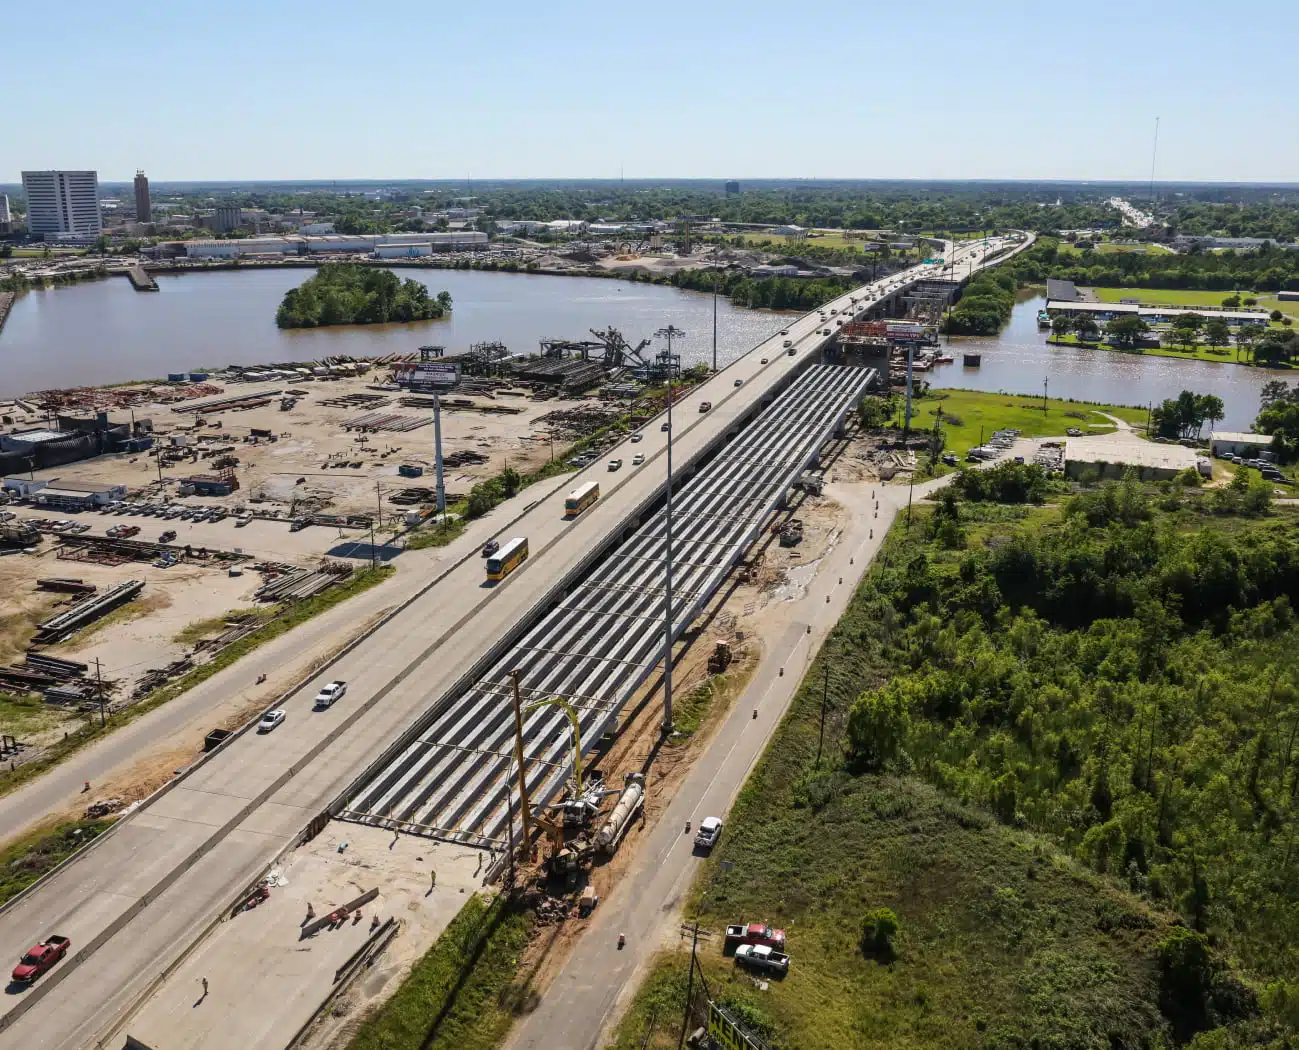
[504,475,950,1050]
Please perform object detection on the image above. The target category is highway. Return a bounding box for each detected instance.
[340,364,874,847]
[0,235,1018,1049]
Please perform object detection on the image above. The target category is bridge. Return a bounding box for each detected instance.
[0,234,1028,1049]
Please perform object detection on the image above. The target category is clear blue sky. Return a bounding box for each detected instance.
[6,0,1297,184]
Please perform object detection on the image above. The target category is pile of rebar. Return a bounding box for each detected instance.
[33,579,145,644]
[254,564,352,603]
[341,412,431,433]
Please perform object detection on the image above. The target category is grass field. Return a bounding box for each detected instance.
[1091,286,1299,323]
[895,388,1148,456]
[607,518,1174,1050]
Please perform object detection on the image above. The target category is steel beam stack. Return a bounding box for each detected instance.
[339,365,874,848]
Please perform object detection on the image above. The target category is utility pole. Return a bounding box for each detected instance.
[654,327,685,734]
[1043,376,1049,415]
[508,670,533,853]
[368,519,376,570]
[677,921,702,1050]
[93,658,106,727]
[433,390,446,518]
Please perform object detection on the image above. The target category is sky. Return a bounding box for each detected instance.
[4,0,1298,185]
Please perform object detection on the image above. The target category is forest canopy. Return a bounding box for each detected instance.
[275,264,451,328]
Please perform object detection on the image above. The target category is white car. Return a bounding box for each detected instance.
[694,816,723,850]
[608,458,622,471]
[630,432,643,443]
[314,681,347,708]
[257,709,286,733]
[633,452,645,465]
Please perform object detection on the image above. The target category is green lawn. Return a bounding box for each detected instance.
[897,388,1148,456]
[1091,286,1299,323]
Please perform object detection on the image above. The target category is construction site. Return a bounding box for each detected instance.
[0,330,700,780]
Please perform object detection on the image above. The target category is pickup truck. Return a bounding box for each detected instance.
[12,935,71,983]
[725,922,786,951]
[734,943,789,976]
[314,680,347,709]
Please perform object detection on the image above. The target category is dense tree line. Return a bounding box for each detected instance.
[841,477,1299,1044]
[943,269,1017,334]
[668,268,854,311]
[275,264,451,328]
[1010,238,1299,292]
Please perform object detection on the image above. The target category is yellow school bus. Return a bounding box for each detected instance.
[564,480,600,517]
[486,536,528,581]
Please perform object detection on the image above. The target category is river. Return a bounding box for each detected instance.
[933,291,1270,429]
[0,272,1273,429]
[0,268,784,398]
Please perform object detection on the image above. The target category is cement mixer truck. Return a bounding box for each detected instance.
[595,773,645,854]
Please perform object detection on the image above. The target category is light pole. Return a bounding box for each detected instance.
[433,390,446,518]
[712,272,719,372]
[654,325,685,733]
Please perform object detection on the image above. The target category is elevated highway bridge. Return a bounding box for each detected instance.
[0,233,1028,1049]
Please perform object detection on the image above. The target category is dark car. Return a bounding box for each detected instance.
[482,539,500,558]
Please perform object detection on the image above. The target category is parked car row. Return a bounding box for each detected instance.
[103,501,229,522]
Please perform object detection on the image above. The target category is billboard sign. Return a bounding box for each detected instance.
[397,361,460,389]
[885,322,926,342]
[708,1003,769,1050]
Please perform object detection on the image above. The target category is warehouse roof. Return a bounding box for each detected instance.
[1210,431,1267,445]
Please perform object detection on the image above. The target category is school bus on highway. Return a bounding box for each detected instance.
[564,480,600,518]
[486,536,528,581]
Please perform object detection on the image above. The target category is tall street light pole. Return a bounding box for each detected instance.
[654,325,685,734]
[712,272,719,372]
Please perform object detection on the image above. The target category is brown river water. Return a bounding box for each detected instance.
[0,271,1273,428]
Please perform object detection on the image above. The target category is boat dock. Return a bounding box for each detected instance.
[126,265,159,291]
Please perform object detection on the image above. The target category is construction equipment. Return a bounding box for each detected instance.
[594,773,645,854]
[707,641,733,675]
[778,519,804,547]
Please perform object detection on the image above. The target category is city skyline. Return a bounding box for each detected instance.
[5,0,1298,183]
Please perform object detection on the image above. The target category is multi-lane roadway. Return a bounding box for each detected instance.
[0,234,1022,1048]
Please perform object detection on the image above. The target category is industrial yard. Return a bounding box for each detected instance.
[0,336,679,782]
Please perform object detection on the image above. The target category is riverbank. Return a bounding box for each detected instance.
[0,291,13,337]
[1047,332,1247,365]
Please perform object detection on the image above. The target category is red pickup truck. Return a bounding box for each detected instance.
[12,935,70,983]
[724,922,786,951]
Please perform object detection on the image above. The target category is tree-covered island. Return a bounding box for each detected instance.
[275,264,452,328]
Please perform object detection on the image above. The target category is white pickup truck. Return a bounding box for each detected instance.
[734,943,790,975]
[314,681,347,709]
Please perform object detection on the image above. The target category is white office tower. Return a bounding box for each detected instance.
[21,170,102,237]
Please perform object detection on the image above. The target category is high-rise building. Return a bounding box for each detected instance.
[0,193,10,234]
[21,170,102,238]
[134,170,151,222]
[725,180,740,197]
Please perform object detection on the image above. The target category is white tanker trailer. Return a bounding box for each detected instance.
[595,773,645,854]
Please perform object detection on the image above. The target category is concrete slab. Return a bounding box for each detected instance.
[121,824,482,1050]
